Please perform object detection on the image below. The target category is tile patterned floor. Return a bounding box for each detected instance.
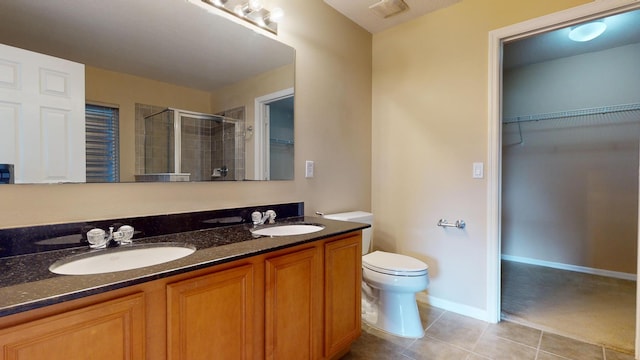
[342,303,635,360]
[501,261,635,353]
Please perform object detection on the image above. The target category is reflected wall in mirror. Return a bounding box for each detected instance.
[0,0,295,183]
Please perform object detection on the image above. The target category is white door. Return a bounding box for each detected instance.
[0,43,85,183]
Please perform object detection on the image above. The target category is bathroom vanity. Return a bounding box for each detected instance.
[0,204,367,359]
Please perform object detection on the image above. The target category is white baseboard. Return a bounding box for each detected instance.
[415,292,493,323]
[501,254,637,281]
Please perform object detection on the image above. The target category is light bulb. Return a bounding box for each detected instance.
[248,0,263,11]
[269,7,284,23]
[234,4,245,17]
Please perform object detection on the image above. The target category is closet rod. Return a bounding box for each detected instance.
[502,103,640,125]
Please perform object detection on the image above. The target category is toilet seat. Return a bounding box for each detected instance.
[362,251,428,277]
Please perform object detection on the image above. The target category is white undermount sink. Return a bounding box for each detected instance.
[49,243,196,275]
[251,224,325,237]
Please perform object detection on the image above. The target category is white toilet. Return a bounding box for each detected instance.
[323,211,429,338]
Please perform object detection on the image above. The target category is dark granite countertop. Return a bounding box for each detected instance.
[0,216,369,317]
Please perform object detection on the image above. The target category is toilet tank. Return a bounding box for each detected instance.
[323,211,373,255]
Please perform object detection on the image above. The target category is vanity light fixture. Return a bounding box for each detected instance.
[568,20,607,42]
[201,0,283,34]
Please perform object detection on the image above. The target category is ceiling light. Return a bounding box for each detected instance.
[369,0,409,19]
[568,21,607,42]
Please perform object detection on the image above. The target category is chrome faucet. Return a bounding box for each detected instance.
[86,225,134,249]
[251,210,276,225]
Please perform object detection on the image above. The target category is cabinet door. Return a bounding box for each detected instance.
[265,246,322,360]
[0,293,145,360]
[324,235,362,358]
[167,264,255,360]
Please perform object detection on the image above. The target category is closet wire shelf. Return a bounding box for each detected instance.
[502,103,640,146]
[502,103,640,124]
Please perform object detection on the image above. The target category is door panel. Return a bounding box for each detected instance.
[0,43,85,183]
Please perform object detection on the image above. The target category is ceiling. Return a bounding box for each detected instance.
[0,0,293,92]
[323,1,640,69]
[1,1,638,88]
[323,0,461,34]
[504,8,640,69]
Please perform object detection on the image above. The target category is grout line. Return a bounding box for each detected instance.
[536,331,596,360]
[533,330,543,360]
[429,310,496,360]
[501,316,625,354]
[403,337,417,351]
[492,333,539,350]
[423,309,446,333]
[470,320,490,351]
[422,334,483,359]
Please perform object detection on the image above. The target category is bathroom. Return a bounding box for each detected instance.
[0,0,639,358]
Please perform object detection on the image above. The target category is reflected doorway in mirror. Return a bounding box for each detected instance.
[254,88,294,181]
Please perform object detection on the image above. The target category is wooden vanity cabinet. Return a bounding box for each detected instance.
[265,246,323,359]
[0,293,145,360]
[324,235,362,359]
[0,231,362,360]
[167,263,257,360]
[263,232,362,360]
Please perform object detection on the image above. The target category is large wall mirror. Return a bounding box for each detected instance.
[0,0,295,184]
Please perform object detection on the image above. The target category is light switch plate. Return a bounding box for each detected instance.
[305,160,314,178]
[473,162,484,179]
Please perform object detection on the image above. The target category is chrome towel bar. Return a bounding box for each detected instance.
[437,219,466,229]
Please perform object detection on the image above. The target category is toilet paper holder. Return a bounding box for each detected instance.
[437,219,466,229]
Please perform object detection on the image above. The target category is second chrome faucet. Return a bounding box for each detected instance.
[86,225,135,249]
[251,210,277,225]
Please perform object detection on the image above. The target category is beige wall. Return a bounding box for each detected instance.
[0,0,372,228]
[371,0,590,315]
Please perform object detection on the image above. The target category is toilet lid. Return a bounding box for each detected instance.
[362,251,428,276]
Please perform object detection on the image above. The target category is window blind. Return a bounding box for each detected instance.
[86,104,119,183]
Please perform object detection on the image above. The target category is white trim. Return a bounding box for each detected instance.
[254,87,294,181]
[416,292,490,322]
[637,135,640,354]
[173,110,181,174]
[502,255,637,281]
[487,1,640,356]
[486,19,502,325]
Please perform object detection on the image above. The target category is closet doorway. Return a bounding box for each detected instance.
[487,1,640,357]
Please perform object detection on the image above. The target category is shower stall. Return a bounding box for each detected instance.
[136,108,245,182]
